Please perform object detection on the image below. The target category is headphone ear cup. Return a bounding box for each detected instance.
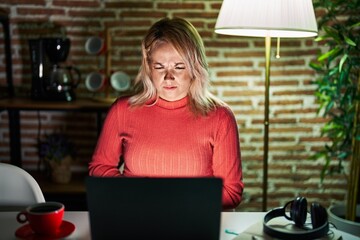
[310,202,328,229]
[291,197,308,227]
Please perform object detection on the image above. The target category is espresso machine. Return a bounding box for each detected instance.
[29,38,81,101]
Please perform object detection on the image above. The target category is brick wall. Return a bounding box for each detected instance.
[0,0,348,211]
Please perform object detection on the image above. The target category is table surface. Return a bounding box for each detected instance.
[0,211,358,240]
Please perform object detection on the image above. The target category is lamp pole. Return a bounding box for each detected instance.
[262,35,271,212]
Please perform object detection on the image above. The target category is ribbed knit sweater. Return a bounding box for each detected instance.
[89,96,243,209]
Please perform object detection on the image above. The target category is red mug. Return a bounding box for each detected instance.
[17,202,64,235]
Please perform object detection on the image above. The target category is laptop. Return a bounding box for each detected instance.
[85,176,223,240]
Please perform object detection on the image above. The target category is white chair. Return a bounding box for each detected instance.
[0,163,45,211]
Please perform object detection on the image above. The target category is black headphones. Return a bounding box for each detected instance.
[263,196,329,240]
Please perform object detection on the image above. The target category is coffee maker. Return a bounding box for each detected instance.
[29,38,81,101]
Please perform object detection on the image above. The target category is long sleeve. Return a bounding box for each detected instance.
[89,99,124,177]
[212,107,243,209]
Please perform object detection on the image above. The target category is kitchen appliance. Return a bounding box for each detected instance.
[29,38,81,101]
[0,9,13,98]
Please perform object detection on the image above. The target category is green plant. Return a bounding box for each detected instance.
[310,0,360,221]
[39,133,75,163]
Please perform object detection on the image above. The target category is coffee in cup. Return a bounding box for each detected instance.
[17,202,64,235]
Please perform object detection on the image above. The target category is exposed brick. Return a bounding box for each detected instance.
[223,90,263,97]
[157,2,205,10]
[17,7,65,16]
[271,69,316,76]
[205,40,249,48]
[260,80,299,86]
[270,127,313,133]
[54,0,100,7]
[254,39,302,48]
[224,51,265,58]
[105,1,153,9]
[260,59,306,67]
[270,118,297,124]
[68,10,115,18]
[274,108,318,115]
[209,61,253,68]
[174,12,218,19]
[121,11,167,18]
[217,70,262,77]
[211,81,248,87]
[1,0,45,5]
[300,136,329,142]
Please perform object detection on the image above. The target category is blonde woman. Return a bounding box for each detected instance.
[89,17,243,210]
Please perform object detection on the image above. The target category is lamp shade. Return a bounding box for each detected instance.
[215,0,318,38]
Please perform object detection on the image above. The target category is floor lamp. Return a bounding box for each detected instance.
[215,0,318,211]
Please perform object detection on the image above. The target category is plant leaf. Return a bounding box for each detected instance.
[349,21,360,29]
[315,36,328,42]
[339,54,348,72]
[323,26,342,43]
[318,47,341,62]
[344,36,356,46]
[310,62,323,71]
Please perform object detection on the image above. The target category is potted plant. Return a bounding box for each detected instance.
[310,0,360,233]
[39,132,76,184]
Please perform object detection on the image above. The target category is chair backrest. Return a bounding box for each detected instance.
[0,163,45,211]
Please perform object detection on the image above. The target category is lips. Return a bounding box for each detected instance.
[164,86,176,90]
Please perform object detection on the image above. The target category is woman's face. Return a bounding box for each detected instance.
[150,42,191,102]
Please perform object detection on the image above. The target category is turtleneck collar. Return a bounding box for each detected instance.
[156,96,189,110]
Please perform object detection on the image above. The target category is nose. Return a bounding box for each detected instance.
[164,69,175,80]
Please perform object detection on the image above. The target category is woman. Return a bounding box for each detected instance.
[89,17,244,210]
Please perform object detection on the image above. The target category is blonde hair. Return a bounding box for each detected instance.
[129,17,225,115]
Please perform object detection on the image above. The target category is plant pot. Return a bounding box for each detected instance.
[48,155,72,184]
[328,204,360,236]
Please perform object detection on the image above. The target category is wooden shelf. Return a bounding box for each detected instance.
[0,97,112,111]
[0,97,114,167]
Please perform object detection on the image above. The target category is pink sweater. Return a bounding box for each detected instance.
[89,96,243,209]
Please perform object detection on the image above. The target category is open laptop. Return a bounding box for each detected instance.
[85,176,223,240]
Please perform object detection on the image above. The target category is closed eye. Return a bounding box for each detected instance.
[175,64,186,70]
[153,63,164,70]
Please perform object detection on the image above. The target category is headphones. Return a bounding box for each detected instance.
[263,196,329,240]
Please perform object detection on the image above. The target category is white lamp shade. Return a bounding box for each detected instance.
[215,0,318,38]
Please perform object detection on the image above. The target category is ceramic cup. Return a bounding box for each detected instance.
[85,72,107,92]
[85,36,106,55]
[110,71,130,92]
[16,202,64,235]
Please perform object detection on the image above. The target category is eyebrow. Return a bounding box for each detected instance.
[152,62,185,66]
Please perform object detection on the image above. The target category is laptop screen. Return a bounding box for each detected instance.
[86,177,223,240]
